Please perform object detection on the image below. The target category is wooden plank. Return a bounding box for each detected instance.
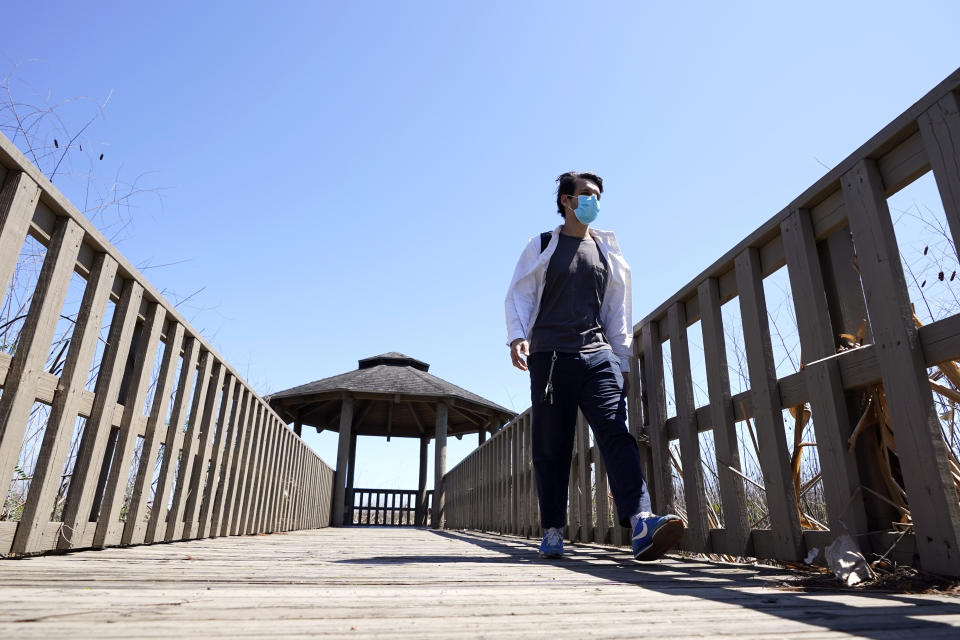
[145,337,201,544]
[93,302,165,547]
[640,321,673,514]
[183,362,226,538]
[842,157,960,575]
[667,301,709,551]
[238,403,266,534]
[0,170,40,300]
[221,387,254,537]
[575,412,591,542]
[121,321,185,546]
[12,253,117,554]
[781,208,868,535]
[198,375,239,538]
[512,423,520,535]
[59,279,144,549]
[166,350,214,540]
[0,216,83,547]
[203,374,239,538]
[267,425,287,532]
[258,417,280,532]
[696,277,750,555]
[735,247,804,560]
[919,90,960,256]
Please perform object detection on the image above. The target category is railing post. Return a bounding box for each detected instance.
[735,247,804,560]
[59,279,144,549]
[121,321,186,546]
[12,253,117,554]
[781,208,869,537]
[0,215,82,553]
[697,277,750,556]
[843,157,960,574]
[668,301,709,552]
[641,320,673,515]
[167,350,214,540]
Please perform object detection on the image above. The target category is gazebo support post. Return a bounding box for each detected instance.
[478,426,486,445]
[417,435,429,526]
[346,432,358,525]
[333,395,354,526]
[432,401,448,529]
[293,418,302,438]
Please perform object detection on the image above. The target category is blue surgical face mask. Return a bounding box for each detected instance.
[573,194,599,225]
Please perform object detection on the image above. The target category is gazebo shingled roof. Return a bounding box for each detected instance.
[267,353,516,528]
[267,353,515,439]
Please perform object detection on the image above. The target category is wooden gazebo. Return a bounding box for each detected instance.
[267,353,515,527]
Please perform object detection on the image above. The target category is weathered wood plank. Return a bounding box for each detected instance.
[238,403,266,534]
[121,320,185,546]
[0,216,83,555]
[2,528,959,639]
[0,170,40,301]
[93,302,165,548]
[184,362,226,538]
[575,412,591,542]
[781,208,868,536]
[735,247,804,560]
[59,279,144,549]
[696,277,750,555]
[640,321,673,514]
[166,350,214,540]
[198,375,238,538]
[12,253,117,554]
[221,387,253,537]
[918,89,960,252]
[667,301,709,551]
[842,157,960,574]
[146,336,201,544]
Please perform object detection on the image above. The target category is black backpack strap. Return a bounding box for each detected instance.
[540,231,552,253]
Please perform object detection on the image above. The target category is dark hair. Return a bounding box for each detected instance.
[555,171,603,217]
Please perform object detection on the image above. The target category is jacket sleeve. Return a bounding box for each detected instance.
[504,237,540,347]
[602,245,633,373]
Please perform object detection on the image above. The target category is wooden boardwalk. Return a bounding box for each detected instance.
[1,528,959,638]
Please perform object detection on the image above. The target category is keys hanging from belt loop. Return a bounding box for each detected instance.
[543,351,558,405]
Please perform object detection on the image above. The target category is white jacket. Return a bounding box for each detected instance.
[504,225,633,372]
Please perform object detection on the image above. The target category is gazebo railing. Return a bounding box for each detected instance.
[351,488,433,526]
[0,131,334,556]
[443,68,960,577]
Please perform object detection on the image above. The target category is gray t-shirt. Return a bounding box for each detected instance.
[528,232,611,354]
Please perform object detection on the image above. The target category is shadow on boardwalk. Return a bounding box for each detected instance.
[338,529,960,639]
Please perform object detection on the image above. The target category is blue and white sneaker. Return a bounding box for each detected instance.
[538,527,564,558]
[632,514,684,561]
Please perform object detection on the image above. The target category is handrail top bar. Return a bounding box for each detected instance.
[0,132,308,448]
[633,66,960,335]
[352,488,431,493]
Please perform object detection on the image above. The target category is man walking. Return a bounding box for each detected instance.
[504,171,684,561]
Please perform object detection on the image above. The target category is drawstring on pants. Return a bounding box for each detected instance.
[543,351,557,405]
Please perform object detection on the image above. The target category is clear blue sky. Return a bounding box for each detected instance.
[3,1,959,489]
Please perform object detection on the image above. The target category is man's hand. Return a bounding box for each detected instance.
[510,339,530,371]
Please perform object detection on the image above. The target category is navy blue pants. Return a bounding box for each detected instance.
[529,349,651,529]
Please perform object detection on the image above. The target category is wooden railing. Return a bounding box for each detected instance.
[0,132,334,556]
[351,488,433,526]
[444,68,960,576]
